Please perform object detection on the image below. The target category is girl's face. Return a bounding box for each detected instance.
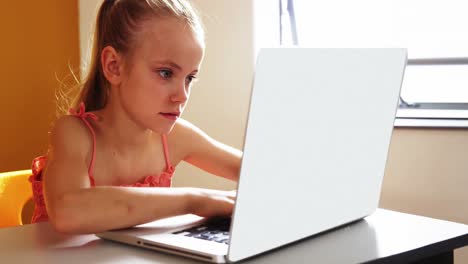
[118,17,204,134]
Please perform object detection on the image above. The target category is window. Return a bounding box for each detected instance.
[256,0,468,127]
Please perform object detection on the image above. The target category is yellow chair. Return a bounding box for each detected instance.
[0,169,34,227]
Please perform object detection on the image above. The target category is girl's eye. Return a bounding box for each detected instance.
[186,75,197,84]
[158,69,173,79]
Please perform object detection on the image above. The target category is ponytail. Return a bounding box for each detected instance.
[71,0,117,112]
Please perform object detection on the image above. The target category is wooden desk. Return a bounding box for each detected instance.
[0,209,467,263]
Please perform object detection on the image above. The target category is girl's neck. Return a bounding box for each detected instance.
[94,98,155,151]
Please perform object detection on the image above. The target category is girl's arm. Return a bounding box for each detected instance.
[172,119,243,182]
[44,116,235,234]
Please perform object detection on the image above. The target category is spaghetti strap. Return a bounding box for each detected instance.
[69,102,98,187]
[161,134,173,170]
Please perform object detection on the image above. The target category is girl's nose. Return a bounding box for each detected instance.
[171,82,189,103]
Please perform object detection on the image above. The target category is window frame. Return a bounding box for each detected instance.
[395,58,468,127]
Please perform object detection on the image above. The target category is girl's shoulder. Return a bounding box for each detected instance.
[48,115,94,157]
[168,118,203,142]
[52,115,93,138]
[167,118,212,152]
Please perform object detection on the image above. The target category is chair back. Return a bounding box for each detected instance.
[0,169,33,227]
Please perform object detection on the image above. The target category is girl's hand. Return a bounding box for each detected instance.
[188,188,236,218]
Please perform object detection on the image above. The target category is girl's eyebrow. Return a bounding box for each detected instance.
[153,60,199,73]
[154,60,182,70]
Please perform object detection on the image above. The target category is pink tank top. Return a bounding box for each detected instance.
[29,102,175,223]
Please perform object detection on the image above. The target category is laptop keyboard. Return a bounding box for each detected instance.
[173,217,231,245]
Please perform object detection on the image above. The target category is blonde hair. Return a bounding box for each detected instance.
[58,0,204,115]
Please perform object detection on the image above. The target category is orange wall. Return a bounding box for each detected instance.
[0,1,79,172]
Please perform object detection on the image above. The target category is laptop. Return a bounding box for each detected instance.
[96,48,407,263]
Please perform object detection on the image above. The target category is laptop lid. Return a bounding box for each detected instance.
[228,48,407,262]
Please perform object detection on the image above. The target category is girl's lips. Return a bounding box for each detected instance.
[160,113,179,120]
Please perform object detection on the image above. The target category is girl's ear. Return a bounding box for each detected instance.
[101,46,124,86]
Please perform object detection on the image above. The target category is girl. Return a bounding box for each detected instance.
[29,0,242,234]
